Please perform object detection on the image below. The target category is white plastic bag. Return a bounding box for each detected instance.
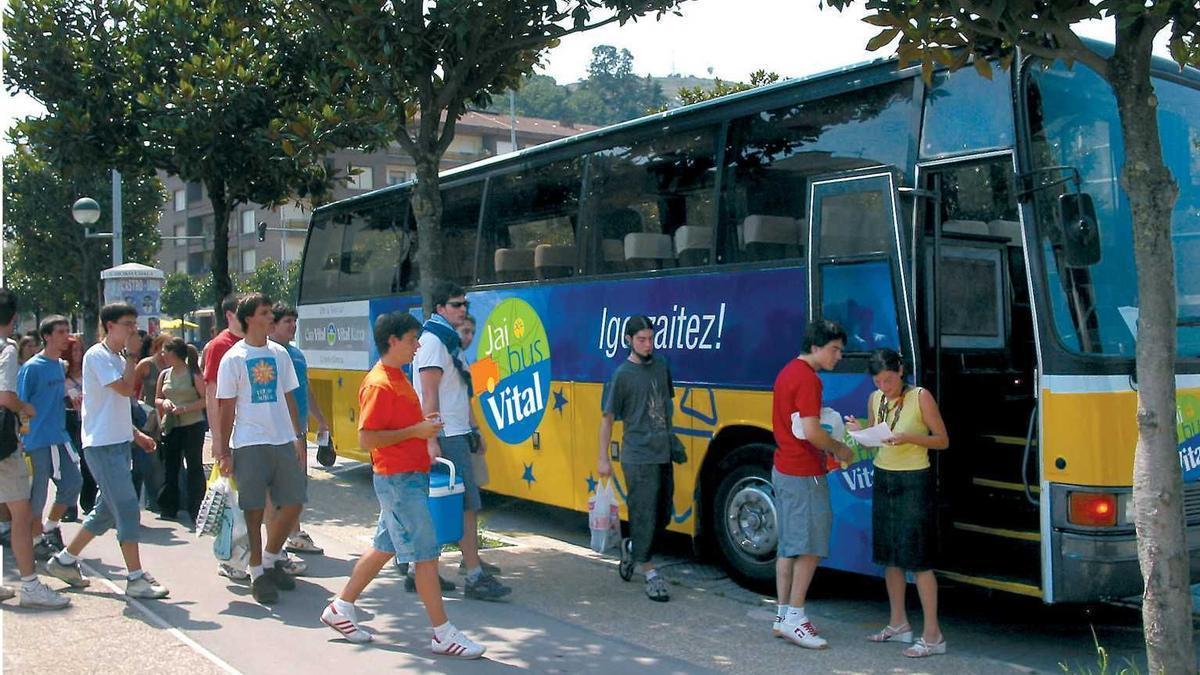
[790,407,845,442]
[588,479,620,553]
[208,477,249,568]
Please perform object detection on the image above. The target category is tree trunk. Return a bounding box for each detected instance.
[1111,31,1195,675]
[208,183,233,330]
[410,151,445,317]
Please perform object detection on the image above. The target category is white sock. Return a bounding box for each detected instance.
[55,550,77,565]
[433,621,454,641]
[44,521,60,531]
[263,549,282,567]
[250,565,265,580]
[20,574,37,590]
[786,607,806,623]
[466,566,482,582]
[644,569,659,581]
[776,604,790,621]
[333,597,355,614]
[128,569,144,581]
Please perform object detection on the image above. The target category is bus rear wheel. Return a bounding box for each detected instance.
[711,445,777,584]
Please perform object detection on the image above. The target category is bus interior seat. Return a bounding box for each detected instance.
[624,232,674,270]
[674,225,713,267]
[494,247,535,282]
[601,238,627,273]
[534,244,575,280]
[743,214,801,260]
[987,219,1023,247]
[942,219,990,237]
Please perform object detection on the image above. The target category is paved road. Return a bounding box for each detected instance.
[3,451,1196,674]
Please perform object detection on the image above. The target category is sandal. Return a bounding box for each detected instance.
[867,623,912,643]
[903,637,947,658]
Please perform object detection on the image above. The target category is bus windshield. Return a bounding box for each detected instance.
[1025,63,1200,358]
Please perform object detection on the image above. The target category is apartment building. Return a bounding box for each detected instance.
[155,112,596,277]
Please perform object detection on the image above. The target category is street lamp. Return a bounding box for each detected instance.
[73,195,122,267]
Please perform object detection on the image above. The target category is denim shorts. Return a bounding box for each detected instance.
[773,469,831,558]
[81,442,141,543]
[440,433,481,512]
[372,471,440,564]
[27,444,83,518]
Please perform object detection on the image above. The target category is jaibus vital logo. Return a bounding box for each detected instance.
[325,323,338,347]
[471,298,551,444]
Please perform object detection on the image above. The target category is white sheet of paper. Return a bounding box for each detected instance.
[848,422,893,448]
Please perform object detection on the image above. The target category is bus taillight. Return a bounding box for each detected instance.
[1068,492,1118,527]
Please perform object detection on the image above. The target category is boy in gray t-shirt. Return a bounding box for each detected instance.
[597,316,676,603]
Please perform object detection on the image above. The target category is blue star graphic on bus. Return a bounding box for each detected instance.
[521,463,536,487]
[585,474,598,494]
[552,388,568,414]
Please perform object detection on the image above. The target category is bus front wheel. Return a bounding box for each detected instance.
[711,445,777,584]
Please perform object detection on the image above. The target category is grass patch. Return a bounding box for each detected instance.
[1059,627,1140,675]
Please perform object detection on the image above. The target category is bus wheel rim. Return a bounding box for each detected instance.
[724,477,777,560]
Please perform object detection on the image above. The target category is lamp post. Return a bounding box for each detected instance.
[72,195,121,267]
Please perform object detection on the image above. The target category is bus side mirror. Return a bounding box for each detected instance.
[1058,193,1101,267]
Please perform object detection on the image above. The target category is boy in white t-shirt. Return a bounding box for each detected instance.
[214,293,306,605]
[47,303,168,600]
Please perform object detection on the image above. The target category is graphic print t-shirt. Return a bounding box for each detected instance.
[215,340,299,449]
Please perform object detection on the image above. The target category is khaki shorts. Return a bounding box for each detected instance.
[0,452,30,504]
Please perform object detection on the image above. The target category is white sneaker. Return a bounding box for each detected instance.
[0,585,15,602]
[321,602,373,644]
[782,617,828,650]
[18,580,70,609]
[286,531,323,555]
[126,572,169,599]
[431,626,486,659]
[217,562,250,582]
[772,614,784,638]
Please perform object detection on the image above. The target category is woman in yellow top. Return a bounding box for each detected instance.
[846,348,949,658]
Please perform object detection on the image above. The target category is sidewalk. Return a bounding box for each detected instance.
[3,512,1028,674]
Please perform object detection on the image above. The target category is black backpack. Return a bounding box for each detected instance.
[0,342,19,460]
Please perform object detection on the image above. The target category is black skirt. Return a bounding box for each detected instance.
[871,467,936,571]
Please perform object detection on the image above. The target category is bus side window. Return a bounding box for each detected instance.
[439,181,485,289]
[299,213,346,304]
[586,126,719,274]
[480,159,582,284]
[722,79,918,264]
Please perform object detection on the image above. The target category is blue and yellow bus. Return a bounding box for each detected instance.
[296,45,1200,603]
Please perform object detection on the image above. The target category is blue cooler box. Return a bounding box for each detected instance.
[428,457,465,546]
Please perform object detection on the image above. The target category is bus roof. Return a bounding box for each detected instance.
[313,39,1199,216]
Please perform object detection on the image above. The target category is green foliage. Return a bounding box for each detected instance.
[1058,628,1141,675]
[672,70,782,107]
[236,258,301,306]
[4,0,380,324]
[1,146,162,321]
[513,46,669,125]
[160,272,198,319]
[304,0,692,309]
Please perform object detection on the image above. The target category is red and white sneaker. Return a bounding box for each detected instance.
[431,626,486,659]
[321,601,373,644]
[782,618,828,650]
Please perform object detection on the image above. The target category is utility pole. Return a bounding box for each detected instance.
[508,89,518,152]
[112,169,123,266]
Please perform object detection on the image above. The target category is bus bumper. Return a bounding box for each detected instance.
[1051,522,1200,603]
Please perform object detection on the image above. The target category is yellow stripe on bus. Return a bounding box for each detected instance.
[935,570,1043,598]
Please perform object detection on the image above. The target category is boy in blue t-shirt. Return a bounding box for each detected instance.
[16,316,81,557]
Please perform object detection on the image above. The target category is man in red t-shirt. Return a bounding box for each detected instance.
[201,294,247,581]
[771,319,853,650]
[319,311,486,659]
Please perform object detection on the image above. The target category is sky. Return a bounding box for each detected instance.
[0,0,1172,153]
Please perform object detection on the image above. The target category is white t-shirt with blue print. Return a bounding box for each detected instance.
[215,339,300,449]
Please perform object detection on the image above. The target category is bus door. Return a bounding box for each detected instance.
[807,168,913,575]
[913,152,1042,596]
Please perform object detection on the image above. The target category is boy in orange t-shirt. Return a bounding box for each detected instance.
[319,311,486,659]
